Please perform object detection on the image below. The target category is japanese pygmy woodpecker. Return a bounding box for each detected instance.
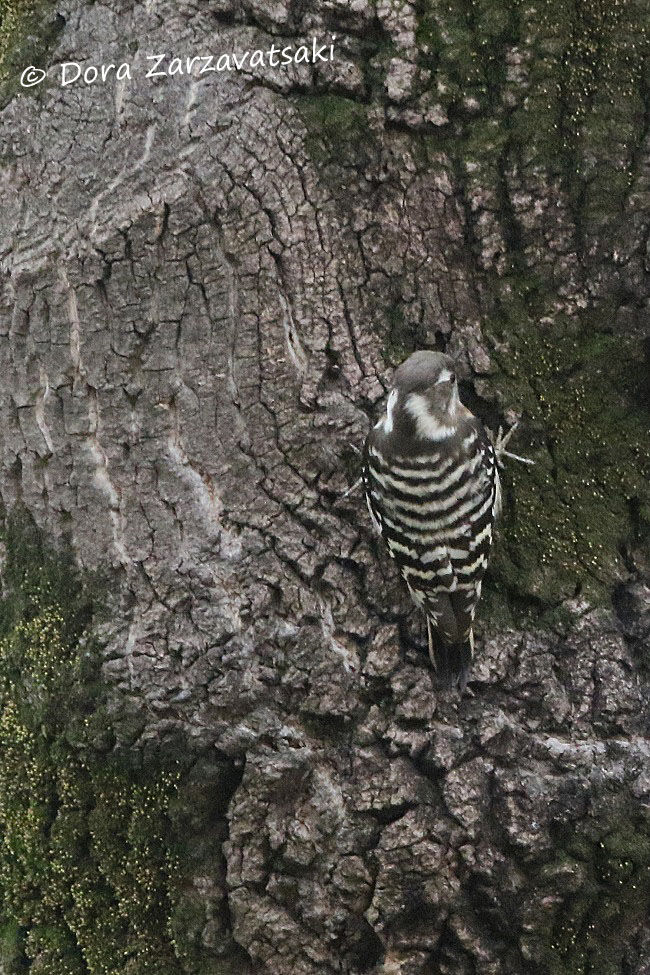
[363,351,501,690]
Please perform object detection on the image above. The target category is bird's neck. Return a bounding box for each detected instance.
[402,391,461,442]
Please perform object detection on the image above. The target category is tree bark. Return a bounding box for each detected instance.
[0,1,649,973]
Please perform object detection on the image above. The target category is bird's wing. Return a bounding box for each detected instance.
[448,429,499,640]
[364,433,460,618]
[362,434,384,535]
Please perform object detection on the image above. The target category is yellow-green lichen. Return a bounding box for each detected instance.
[0,514,248,974]
[0,516,182,974]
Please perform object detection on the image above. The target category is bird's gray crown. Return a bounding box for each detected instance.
[391,350,456,394]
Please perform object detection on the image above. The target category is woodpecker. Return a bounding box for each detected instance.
[363,350,501,691]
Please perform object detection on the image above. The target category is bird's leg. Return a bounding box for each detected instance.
[494,420,535,468]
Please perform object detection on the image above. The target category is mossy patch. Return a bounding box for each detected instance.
[415,0,648,195]
[294,94,377,167]
[524,805,650,974]
[417,0,516,115]
[365,0,650,618]
[0,513,243,974]
[0,514,181,973]
[0,0,63,106]
[481,299,650,612]
[413,0,649,615]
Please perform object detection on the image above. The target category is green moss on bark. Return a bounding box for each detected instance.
[0,514,250,974]
[415,0,648,197]
[523,807,650,974]
[0,0,62,106]
[481,301,650,611]
[382,301,416,367]
[0,516,182,973]
[295,94,376,167]
[384,0,650,616]
[416,0,650,613]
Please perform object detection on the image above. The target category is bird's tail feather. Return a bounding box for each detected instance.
[427,618,472,692]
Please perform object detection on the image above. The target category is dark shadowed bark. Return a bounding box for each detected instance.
[0,0,649,972]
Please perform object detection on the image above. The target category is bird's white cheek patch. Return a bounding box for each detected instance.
[405,393,456,441]
[376,388,398,434]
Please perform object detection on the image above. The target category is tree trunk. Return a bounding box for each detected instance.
[0,1,649,973]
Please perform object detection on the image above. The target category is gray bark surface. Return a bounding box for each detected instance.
[0,1,649,972]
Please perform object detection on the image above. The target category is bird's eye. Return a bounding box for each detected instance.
[435,369,454,385]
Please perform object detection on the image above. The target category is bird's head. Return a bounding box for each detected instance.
[388,351,461,440]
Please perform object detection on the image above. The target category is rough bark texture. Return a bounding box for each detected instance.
[0,0,649,973]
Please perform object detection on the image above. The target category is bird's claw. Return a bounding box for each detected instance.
[494,420,535,468]
[495,420,518,453]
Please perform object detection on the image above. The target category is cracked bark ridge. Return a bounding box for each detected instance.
[0,1,649,972]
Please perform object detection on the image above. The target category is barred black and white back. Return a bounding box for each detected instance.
[363,351,501,691]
